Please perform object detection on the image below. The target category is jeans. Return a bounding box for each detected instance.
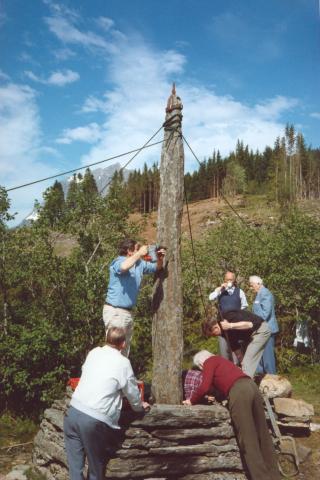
[64,406,118,480]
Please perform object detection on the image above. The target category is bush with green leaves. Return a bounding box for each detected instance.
[1,174,319,417]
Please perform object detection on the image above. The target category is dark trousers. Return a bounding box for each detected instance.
[64,406,117,480]
[228,378,281,480]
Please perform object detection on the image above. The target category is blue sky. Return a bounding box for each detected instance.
[1,0,319,223]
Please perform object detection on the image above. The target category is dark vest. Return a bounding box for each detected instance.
[219,287,241,313]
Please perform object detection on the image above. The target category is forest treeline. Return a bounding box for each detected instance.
[126,124,320,213]
[0,124,320,417]
[35,125,320,222]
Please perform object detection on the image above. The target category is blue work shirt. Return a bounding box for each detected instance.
[252,286,279,334]
[105,256,157,308]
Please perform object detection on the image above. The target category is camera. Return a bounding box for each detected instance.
[143,244,166,262]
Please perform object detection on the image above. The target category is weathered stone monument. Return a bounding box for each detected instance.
[152,84,184,404]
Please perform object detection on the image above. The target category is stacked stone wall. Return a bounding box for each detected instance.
[32,391,246,480]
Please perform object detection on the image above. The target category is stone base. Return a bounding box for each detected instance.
[32,392,246,479]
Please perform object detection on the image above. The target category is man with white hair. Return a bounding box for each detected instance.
[183,351,280,480]
[249,276,279,374]
[64,327,150,480]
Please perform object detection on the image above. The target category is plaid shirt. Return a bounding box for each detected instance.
[183,370,203,400]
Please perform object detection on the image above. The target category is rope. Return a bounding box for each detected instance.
[6,137,164,193]
[182,134,267,246]
[184,186,207,315]
[98,124,165,195]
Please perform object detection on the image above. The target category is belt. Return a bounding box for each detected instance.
[105,303,132,311]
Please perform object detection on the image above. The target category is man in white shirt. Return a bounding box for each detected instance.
[64,327,149,480]
[209,271,248,363]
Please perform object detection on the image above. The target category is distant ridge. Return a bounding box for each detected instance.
[61,162,130,197]
[20,163,131,226]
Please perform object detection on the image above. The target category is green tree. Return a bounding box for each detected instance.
[39,180,65,227]
[222,161,246,196]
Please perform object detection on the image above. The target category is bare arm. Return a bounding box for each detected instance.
[220,320,253,330]
[120,245,148,272]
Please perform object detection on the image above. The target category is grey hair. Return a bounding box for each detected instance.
[249,275,263,285]
[193,350,213,369]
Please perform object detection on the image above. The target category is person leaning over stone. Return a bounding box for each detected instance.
[202,309,271,378]
[182,350,281,480]
[209,271,248,363]
[182,369,203,400]
[64,327,150,480]
[249,275,279,375]
[103,238,165,357]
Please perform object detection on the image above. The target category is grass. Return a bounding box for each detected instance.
[0,414,38,448]
[285,365,320,419]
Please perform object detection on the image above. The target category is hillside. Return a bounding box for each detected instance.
[131,195,320,244]
[52,195,320,256]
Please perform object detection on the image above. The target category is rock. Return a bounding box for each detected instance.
[43,408,65,431]
[296,443,312,463]
[259,374,292,398]
[180,474,247,480]
[105,453,243,478]
[149,443,239,456]
[273,398,314,417]
[151,425,234,440]
[5,473,27,480]
[32,395,246,479]
[310,422,320,432]
[5,465,30,480]
[121,404,230,428]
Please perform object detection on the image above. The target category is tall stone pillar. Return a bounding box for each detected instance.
[152,85,184,404]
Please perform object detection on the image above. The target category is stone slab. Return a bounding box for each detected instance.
[151,425,234,440]
[121,404,230,429]
[105,454,243,478]
[273,398,314,417]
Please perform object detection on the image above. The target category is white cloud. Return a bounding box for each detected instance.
[56,123,103,144]
[81,94,109,113]
[2,4,301,225]
[53,47,76,60]
[45,15,116,54]
[254,96,299,119]
[310,112,320,119]
[76,37,298,171]
[0,82,57,224]
[25,69,80,86]
[0,69,10,81]
[95,16,114,31]
[47,69,79,86]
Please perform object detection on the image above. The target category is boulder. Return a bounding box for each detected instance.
[259,374,292,398]
[5,466,30,480]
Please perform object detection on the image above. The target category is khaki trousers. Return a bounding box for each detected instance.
[242,321,271,378]
[228,378,281,480]
[103,305,133,357]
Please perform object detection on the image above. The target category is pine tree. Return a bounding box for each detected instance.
[40,180,65,227]
[82,168,98,199]
[66,174,80,211]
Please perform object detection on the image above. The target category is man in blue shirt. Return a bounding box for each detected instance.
[103,238,165,356]
[249,275,279,374]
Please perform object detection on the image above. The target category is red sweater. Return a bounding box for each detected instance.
[190,355,248,404]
